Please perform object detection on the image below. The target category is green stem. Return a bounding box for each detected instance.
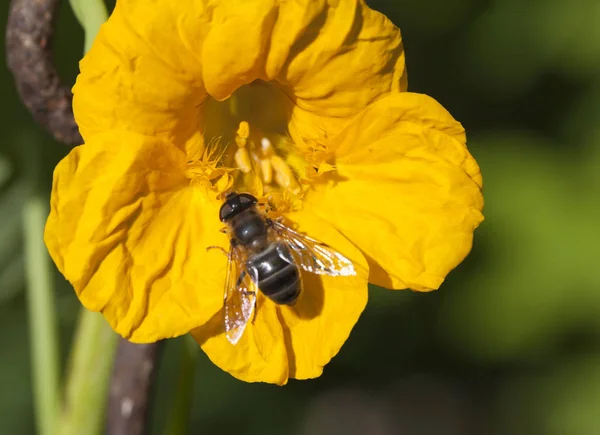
[69,0,109,52]
[55,2,115,435]
[24,191,60,435]
[163,336,199,435]
[59,310,118,435]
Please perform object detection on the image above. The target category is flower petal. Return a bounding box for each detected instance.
[44,131,226,342]
[74,0,406,152]
[72,0,207,156]
[201,0,407,141]
[191,212,368,384]
[304,93,484,291]
[192,299,290,385]
[280,1,408,144]
[276,211,369,380]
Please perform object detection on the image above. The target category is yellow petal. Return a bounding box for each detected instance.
[201,0,407,142]
[304,93,484,291]
[44,131,226,342]
[277,211,369,380]
[191,212,368,384]
[74,0,406,153]
[280,1,408,144]
[72,0,207,157]
[192,299,289,385]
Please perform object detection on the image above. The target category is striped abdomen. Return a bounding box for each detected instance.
[246,242,301,305]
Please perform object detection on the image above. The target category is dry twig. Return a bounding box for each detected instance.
[106,341,162,435]
[6,0,82,144]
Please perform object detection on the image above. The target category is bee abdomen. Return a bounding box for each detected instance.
[246,243,301,306]
[259,264,300,305]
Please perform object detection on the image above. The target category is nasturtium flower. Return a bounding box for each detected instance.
[44,0,484,385]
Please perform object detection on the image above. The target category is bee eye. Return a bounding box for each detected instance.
[219,204,233,222]
[239,193,257,205]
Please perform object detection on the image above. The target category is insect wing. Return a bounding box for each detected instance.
[223,246,257,345]
[269,219,356,277]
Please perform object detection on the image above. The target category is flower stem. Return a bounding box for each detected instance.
[163,336,199,435]
[23,188,60,435]
[59,310,118,435]
[55,3,115,435]
[68,0,108,52]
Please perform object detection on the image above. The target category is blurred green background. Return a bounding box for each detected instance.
[2,0,600,434]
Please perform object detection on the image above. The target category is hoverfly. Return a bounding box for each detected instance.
[214,192,356,345]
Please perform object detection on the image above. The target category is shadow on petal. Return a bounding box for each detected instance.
[276,307,297,377]
[290,270,325,320]
[358,250,395,290]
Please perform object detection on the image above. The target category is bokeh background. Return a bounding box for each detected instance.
[2,0,600,434]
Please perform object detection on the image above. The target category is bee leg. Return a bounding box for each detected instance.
[206,245,228,256]
[247,293,257,323]
[219,226,228,234]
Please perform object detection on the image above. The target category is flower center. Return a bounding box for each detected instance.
[186,81,339,212]
[189,81,314,210]
[232,120,301,194]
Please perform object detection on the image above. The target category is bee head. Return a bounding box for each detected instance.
[219,192,258,222]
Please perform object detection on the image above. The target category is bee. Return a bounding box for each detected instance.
[214,192,356,345]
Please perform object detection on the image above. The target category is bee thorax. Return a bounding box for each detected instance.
[247,235,268,251]
[230,209,266,245]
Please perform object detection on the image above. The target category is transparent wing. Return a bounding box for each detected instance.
[223,245,257,345]
[268,219,356,277]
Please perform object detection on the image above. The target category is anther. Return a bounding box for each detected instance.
[260,137,273,156]
[235,147,252,173]
[235,121,249,148]
[235,136,247,148]
[271,155,299,192]
[237,121,250,139]
[258,137,274,183]
[260,158,273,183]
[232,122,301,195]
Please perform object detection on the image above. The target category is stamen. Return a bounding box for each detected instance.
[235,147,252,173]
[258,137,274,184]
[271,155,300,193]
[234,121,252,173]
[237,121,250,140]
[235,136,247,148]
[260,137,273,156]
[260,158,273,184]
[232,121,301,196]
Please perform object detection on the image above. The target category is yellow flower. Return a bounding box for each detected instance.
[44,0,484,385]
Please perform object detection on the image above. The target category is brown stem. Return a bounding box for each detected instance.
[6,0,82,145]
[106,340,162,435]
[6,2,163,435]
